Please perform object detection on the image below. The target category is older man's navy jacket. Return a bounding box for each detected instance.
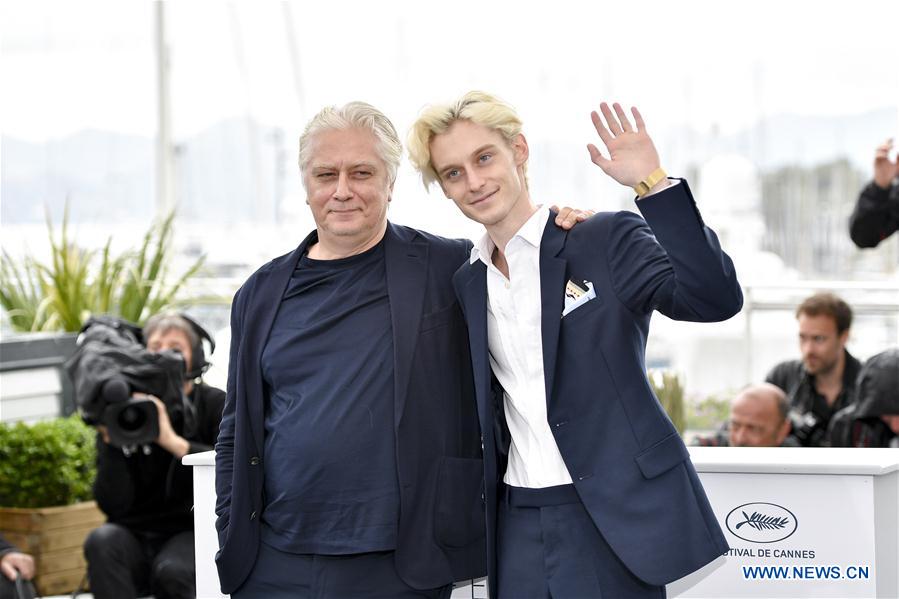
[454,181,741,597]
[214,222,485,594]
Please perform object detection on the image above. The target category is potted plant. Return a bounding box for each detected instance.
[0,416,102,596]
[0,208,204,333]
[649,370,687,435]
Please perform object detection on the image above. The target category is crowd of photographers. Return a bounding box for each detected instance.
[695,291,899,449]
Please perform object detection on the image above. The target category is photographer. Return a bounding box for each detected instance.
[849,138,899,248]
[82,313,225,599]
[765,293,861,446]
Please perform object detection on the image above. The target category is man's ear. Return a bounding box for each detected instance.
[512,133,529,166]
[839,329,850,348]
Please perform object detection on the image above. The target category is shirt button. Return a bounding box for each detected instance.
[249,457,260,466]
[504,281,511,289]
[249,511,257,521]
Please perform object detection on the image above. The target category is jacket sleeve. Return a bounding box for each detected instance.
[849,181,899,248]
[0,534,15,557]
[607,180,743,322]
[213,285,245,548]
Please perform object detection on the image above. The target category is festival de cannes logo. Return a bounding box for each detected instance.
[725,502,798,543]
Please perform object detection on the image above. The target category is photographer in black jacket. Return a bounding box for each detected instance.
[849,138,899,248]
[83,313,225,599]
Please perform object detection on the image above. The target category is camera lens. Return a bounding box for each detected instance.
[117,405,148,431]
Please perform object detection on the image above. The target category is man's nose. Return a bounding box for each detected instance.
[333,172,352,200]
[468,171,485,192]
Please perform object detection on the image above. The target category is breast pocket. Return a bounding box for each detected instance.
[561,294,603,324]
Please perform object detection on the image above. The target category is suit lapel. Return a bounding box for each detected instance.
[244,232,315,456]
[456,260,491,435]
[384,222,428,426]
[539,215,568,404]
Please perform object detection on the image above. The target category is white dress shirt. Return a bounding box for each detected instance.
[470,206,574,488]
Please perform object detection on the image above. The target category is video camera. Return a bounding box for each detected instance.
[64,316,188,448]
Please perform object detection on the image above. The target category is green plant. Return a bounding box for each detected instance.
[685,393,733,432]
[0,416,97,508]
[0,207,205,332]
[649,370,686,434]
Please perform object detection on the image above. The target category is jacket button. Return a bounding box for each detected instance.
[249,457,260,466]
[249,511,257,520]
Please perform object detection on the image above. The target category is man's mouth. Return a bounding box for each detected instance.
[471,190,497,205]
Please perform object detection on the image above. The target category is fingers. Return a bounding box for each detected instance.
[613,103,632,132]
[593,102,642,138]
[590,111,613,147]
[0,559,15,581]
[632,106,646,132]
[600,102,622,136]
[13,555,34,579]
[554,207,591,229]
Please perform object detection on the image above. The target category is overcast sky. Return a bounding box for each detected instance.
[2,0,897,144]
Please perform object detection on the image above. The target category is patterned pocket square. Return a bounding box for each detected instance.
[562,279,596,317]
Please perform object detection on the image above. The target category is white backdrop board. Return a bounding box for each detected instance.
[669,447,899,599]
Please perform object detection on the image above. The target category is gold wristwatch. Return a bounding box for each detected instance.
[633,167,667,198]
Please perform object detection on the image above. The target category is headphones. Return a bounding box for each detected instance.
[178,313,216,381]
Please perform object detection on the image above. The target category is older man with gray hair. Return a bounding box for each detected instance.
[213,102,586,598]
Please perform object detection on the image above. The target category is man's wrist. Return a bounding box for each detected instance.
[633,167,667,198]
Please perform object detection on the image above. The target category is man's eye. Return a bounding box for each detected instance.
[354,170,372,177]
[479,154,492,163]
[317,172,335,179]
[446,169,460,179]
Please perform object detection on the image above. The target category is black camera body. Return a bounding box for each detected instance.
[788,409,828,447]
[65,316,187,448]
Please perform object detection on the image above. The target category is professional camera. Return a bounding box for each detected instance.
[64,316,186,448]
[787,409,828,447]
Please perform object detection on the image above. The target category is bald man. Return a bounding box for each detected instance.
[696,384,797,447]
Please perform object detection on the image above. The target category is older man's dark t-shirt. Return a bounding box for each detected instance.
[259,237,398,554]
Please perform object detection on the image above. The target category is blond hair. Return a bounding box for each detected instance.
[407,91,526,189]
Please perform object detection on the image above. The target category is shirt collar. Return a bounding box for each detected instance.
[469,205,549,265]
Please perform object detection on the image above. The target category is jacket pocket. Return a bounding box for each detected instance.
[434,456,486,548]
[634,432,689,479]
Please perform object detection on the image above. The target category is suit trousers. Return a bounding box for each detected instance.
[496,484,665,599]
[232,541,453,599]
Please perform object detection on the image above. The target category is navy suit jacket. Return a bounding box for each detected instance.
[453,181,740,595]
[214,222,486,593]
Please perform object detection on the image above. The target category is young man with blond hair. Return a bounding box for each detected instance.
[408,91,742,598]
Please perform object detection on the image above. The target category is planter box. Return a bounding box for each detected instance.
[0,501,105,595]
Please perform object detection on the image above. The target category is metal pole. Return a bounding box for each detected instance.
[155,1,175,218]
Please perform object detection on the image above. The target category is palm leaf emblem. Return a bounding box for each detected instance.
[735,510,790,531]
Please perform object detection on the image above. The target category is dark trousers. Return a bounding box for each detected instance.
[233,541,452,599]
[83,523,195,599]
[0,575,35,599]
[497,484,665,599]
